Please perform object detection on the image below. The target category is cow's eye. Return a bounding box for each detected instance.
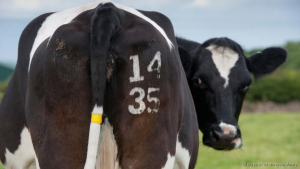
[240,85,250,93]
[194,78,206,89]
[198,78,202,85]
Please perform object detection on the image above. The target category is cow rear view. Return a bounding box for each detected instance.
[0,2,199,169]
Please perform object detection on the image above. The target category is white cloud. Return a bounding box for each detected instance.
[188,0,239,9]
[13,0,41,10]
[190,0,210,7]
[0,0,176,19]
[0,0,89,19]
[117,0,175,10]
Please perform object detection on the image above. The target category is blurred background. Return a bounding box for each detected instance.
[0,0,299,168]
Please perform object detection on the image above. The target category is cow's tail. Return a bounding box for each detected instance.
[84,3,123,169]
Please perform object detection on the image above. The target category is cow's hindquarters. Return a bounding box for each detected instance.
[26,21,92,168]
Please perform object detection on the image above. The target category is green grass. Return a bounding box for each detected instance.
[0,113,299,169]
[0,77,8,103]
[0,93,3,102]
[195,113,300,169]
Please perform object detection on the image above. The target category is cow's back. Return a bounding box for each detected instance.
[0,2,199,169]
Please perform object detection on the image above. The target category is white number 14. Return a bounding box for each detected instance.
[129,51,161,82]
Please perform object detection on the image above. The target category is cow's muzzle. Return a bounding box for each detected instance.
[203,124,242,150]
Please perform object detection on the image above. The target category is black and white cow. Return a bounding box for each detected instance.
[177,37,287,150]
[0,2,199,168]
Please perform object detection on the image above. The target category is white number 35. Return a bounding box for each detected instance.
[128,87,160,114]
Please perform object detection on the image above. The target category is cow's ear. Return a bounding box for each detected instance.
[246,47,287,77]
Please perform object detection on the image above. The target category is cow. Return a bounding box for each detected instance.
[0,2,199,169]
[177,37,287,150]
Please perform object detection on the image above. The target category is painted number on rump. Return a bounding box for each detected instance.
[128,87,146,114]
[128,87,160,114]
[147,51,161,78]
[129,55,144,83]
[128,51,162,114]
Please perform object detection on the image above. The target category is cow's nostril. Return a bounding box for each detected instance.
[212,129,236,142]
[212,129,223,141]
[208,126,241,150]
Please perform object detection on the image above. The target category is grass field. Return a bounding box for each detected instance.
[195,112,300,169]
[0,113,299,169]
[0,93,3,102]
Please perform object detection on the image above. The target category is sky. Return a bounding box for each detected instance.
[0,0,299,67]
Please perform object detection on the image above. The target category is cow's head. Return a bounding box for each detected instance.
[185,37,287,150]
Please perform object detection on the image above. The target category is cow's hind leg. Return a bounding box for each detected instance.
[175,115,199,169]
[174,136,194,169]
[3,127,36,169]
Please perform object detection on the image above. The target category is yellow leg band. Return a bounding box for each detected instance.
[91,114,102,124]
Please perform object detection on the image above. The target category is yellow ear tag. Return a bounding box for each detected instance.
[91,114,102,124]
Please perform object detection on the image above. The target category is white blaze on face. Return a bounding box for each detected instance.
[206,45,239,88]
[28,0,173,71]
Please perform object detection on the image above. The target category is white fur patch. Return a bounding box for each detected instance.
[162,135,191,169]
[96,118,120,169]
[206,45,239,88]
[219,122,237,135]
[220,122,243,149]
[85,123,102,169]
[4,127,36,169]
[35,153,40,169]
[29,0,104,71]
[174,135,191,169]
[234,138,242,149]
[28,0,173,71]
[113,3,174,49]
[92,105,104,115]
[84,105,103,169]
[162,153,175,169]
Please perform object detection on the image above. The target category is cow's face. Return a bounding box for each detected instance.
[189,38,286,150]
